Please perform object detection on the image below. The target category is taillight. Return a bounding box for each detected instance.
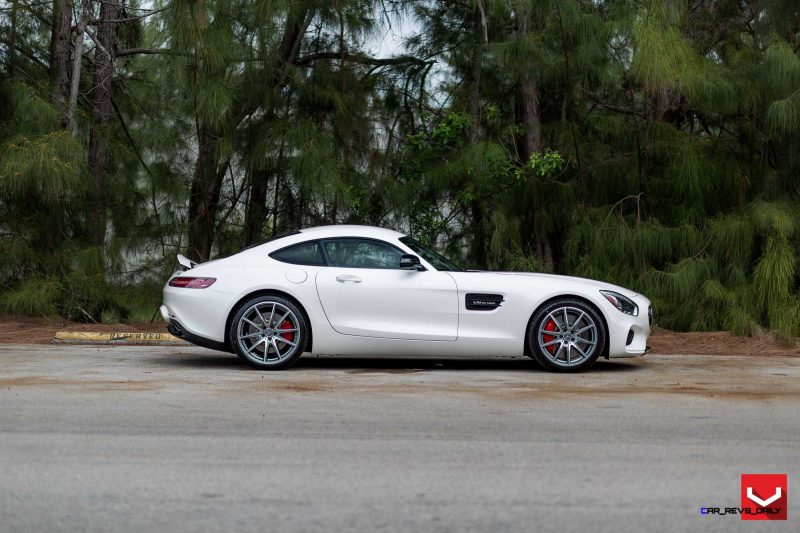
[168,277,216,288]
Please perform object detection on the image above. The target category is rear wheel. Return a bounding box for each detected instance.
[229,295,308,370]
[527,299,605,372]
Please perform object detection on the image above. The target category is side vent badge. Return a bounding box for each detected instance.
[465,293,504,311]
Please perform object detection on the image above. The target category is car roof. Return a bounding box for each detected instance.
[244,225,408,255]
[297,225,406,240]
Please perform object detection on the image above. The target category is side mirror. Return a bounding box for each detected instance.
[399,254,424,271]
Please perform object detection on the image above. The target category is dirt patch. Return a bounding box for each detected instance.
[0,375,161,391]
[0,315,798,357]
[346,368,425,375]
[647,327,799,356]
[0,315,162,345]
[216,355,800,400]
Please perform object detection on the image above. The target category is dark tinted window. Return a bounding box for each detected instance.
[399,236,462,271]
[322,239,404,269]
[270,241,325,266]
[240,231,301,252]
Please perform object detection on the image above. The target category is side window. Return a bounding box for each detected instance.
[322,239,404,269]
[270,241,325,266]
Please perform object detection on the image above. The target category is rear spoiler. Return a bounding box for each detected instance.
[177,254,197,271]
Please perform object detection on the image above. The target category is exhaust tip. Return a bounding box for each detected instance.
[167,322,184,338]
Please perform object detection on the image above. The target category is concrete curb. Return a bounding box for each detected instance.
[54,331,190,345]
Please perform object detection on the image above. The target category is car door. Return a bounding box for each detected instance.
[315,238,458,341]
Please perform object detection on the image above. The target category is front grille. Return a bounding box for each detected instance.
[648,305,653,325]
[626,329,634,346]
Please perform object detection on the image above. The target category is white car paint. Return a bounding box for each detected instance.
[316,268,459,341]
[162,225,651,359]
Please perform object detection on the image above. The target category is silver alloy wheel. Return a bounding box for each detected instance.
[537,306,598,367]
[236,301,301,365]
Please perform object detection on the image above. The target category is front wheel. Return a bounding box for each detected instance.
[229,295,308,370]
[527,299,606,372]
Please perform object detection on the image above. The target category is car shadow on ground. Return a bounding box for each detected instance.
[154,352,645,373]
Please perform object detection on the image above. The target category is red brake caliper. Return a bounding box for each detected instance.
[543,319,557,354]
[278,319,295,343]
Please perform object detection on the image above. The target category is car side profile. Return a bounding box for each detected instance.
[161,225,651,372]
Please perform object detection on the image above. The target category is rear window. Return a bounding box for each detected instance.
[239,231,301,252]
[270,241,325,266]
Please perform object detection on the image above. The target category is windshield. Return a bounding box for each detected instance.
[399,236,462,272]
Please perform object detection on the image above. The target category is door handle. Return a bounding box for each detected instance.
[336,275,362,283]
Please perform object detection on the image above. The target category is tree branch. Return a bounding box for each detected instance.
[0,38,48,70]
[684,0,765,51]
[89,5,174,24]
[294,52,429,68]
[589,96,645,118]
[84,26,111,58]
[116,47,184,57]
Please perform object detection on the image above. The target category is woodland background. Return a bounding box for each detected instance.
[0,0,799,339]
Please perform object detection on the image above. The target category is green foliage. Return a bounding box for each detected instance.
[0,132,86,203]
[754,236,796,318]
[518,149,565,180]
[0,0,799,340]
[567,202,800,339]
[1,252,131,322]
[2,277,60,316]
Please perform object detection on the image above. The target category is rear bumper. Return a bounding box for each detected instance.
[161,283,231,342]
[165,317,229,352]
[160,304,229,352]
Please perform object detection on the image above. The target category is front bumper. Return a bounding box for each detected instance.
[606,297,651,358]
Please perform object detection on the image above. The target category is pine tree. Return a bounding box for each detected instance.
[0,0,797,338]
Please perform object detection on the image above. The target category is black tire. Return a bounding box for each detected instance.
[526,298,606,372]
[228,295,309,370]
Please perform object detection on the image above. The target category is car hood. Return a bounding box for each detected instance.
[457,271,640,298]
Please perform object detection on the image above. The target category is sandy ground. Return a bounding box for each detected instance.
[0,315,162,344]
[0,344,797,532]
[2,344,799,398]
[1,315,798,356]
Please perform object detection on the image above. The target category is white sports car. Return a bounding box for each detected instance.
[161,225,651,372]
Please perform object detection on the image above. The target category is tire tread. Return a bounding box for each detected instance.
[526,298,606,372]
[229,295,308,370]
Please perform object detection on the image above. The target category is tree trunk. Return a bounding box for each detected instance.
[187,126,226,262]
[515,8,552,272]
[470,199,488,269]
[8,0,18,76]
[187,8,312,260]
[519,76,542,155]
[87,0,118,248]
[50,0,73,119]
[271,170,283,237]
[243,169,269,246]
[467,4,488,265]
[647,86,685,125]
[66,7,89,134]
[283,186,299,233]
[468,3,487,143]
[516,12,541,159]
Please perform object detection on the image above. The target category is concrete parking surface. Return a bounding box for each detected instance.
[1,344,798,532]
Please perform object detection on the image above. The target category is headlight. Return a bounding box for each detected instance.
[600,290,638,316]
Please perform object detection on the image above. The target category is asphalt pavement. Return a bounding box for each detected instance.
[0,344,798,532]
